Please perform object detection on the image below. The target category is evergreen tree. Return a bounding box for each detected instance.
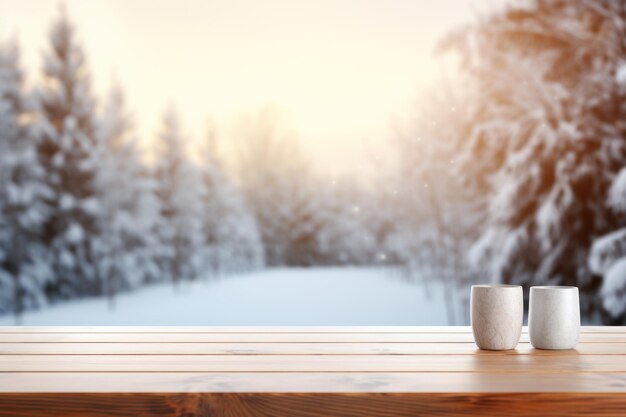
[35,8,102,300]
[92,82,160,304]
[234,109,318,266]
[440,0,626,320]
[198,123,264,274]
[0,39,50,319]
[153,106,204,284]
[589,167,626,321]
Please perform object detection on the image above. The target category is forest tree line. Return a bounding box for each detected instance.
[1,0,626,324]
[0,8,396,320]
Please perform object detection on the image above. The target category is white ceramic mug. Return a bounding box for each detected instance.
[529,286,580,350]
[470,285,523,350]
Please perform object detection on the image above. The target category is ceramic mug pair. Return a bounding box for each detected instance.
[470,285,580,350]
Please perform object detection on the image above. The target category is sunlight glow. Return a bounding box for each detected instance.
[0,0,478,177]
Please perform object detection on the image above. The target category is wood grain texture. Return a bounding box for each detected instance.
[2,341,626,354]
[2,372,626,392]
[0,326,625,416]
[1,353,626,372]
[1,393,626,417]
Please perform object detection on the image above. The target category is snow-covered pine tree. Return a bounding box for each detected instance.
[440,0,626,320]
[0,39,51,319]
[92,82,160,304]
[198,122,264,275]
[234,109,318,266]
[589,167,626,322]
[35,8,103,301]
[153,106,204,285]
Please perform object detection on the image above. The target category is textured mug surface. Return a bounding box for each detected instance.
[529,286,580,350]
[470,285,523,350]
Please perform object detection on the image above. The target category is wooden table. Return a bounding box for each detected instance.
[0,326,625,416]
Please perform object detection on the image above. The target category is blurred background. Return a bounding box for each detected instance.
[0,0,624,326]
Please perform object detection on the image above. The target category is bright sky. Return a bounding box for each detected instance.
[0,0,486,177]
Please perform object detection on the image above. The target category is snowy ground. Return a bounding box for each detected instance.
[0,267,453,326]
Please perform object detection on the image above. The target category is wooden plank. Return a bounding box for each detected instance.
[1,354,626,373]
[1,327,625,416]
[0,326,623,333]
[1,342,626,355]
[0,326,473,333]
[1,332,624,343]
[578,326,626,333]
[0,393,625,417]
[1,393,626,417]
[1,372,626,392]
